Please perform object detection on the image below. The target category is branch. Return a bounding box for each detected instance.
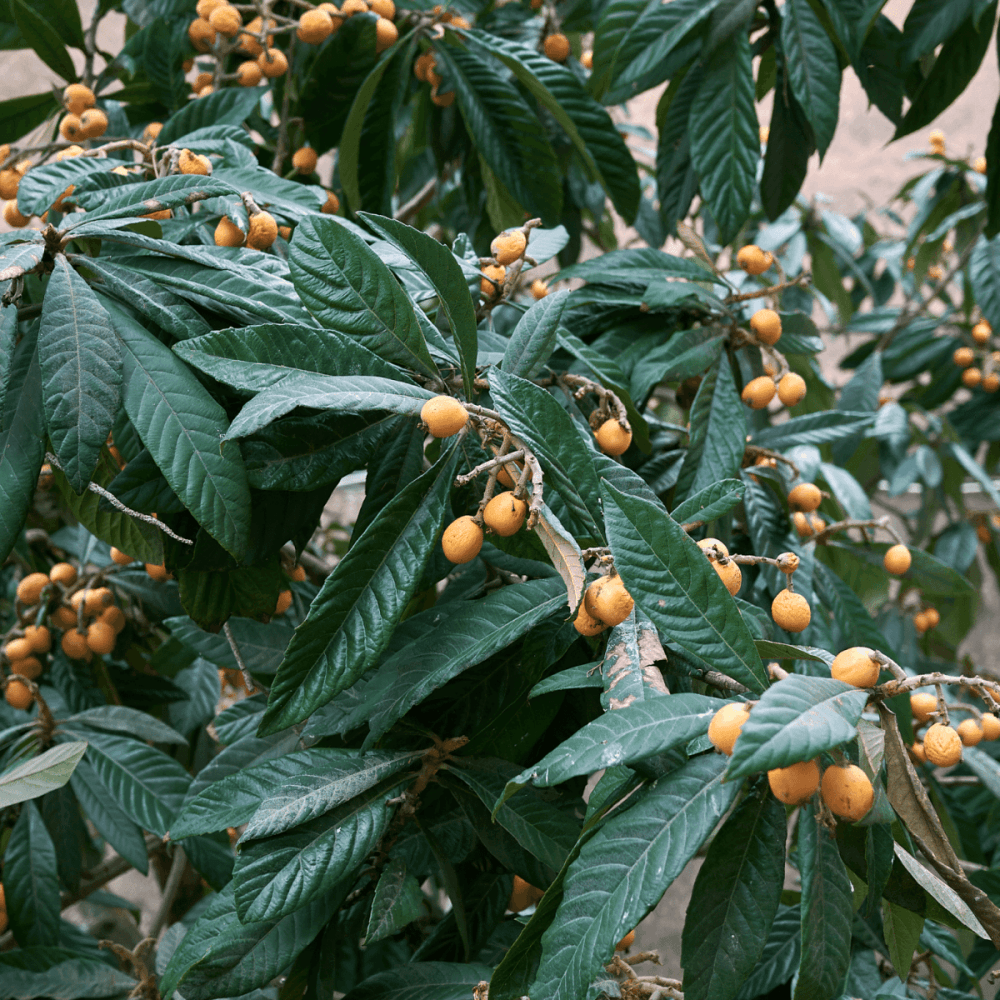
[223,621,267,694]
[149,846,186,939]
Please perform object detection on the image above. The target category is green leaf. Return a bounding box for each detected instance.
[464,31,640,222]
[342,963,494,1000]
[532,754,739,997]
[502,692,720,803]
[232,780,400,921]
[65,707,186,745]
[365,859,425,944]
[16,157,117,217]
[0,961,137,999]
[287,217,439,377]
[630,327,727,402]
[103,298,251,559]
[0,742,86,808]
[748,410,875,449]
[671,479,746,525]
[360,213,478,398]
[433,41,563,224]
[600,609,670,709]
[160,883,337,1000]
[901,0,974,62]
[590,0,646,98]
[681,785,786,1000]
[753,640,832,664]
[0,91,59,144]
[781,0,841,156]
[361,578,567,747]
[688,29,758,242]
[166,615,290,674]
[502,290,569,379]
[726,676,869,781]
[5,801,60,946]
[674,354,746,502]
[69,756,150,874]
[0,239,44,282]
[258,443,460,735]
[67,175,239,224]
[242,750,418,840]
[735,904,801,999]
[39,257,121,494]
[794,804,853,1000]
[970,234,1000,331]
[157,87,262,146]
[882,899,924,980]
[10,0,75,80]
[489,368,602,537]
[174,322,409,393]
[601,479,769,693]
[0,335,45,565]
[761,51,815,220]
[62,726,190,838]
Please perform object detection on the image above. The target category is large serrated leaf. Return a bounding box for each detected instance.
[601,480,769,693]
[360,213,478,397]
[10,0,75,80]
[67,174,238,223]
[671,478,745,525]
[681,786,786,1000]
[39,257,121,494]
[725,675,868,780]
[157,86,262,146]
[287,217,438,377]
[502,290,569,379]
[4,801,60,947]
[360,577,567,748]
[103,298,251,559]
[258,444,460,735]
[600,609,669,710]
[532,754,738,997]
[688,29,758,242]
[343,963,494,1000]
[749,410,874,449]
[0,741,86,809]
[501,692,719,803]
[761,50,815,220]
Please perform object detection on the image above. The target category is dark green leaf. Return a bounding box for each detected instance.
[342,963,494,1000]
[688,29,758,242]
[502,290,569,379]
[157,87,262,146]
[749,410,874,449]
[360,213,478,397]
[67,707,186,745]
[681,786,786,1000]
[532,754,739,996]
[0,239,44,282]
[601,480,769,693]
[781,0,840,156]
[39,257,121,494]
[67,175,238,224]
[726,676,869,780]
[629,327,727,401]
[103,298,251,559]
[365,859,424,944]
[0,960,136,999]
[794,804,853,1000]
[671,479,746,525]
[10,0,75,80]
[882,899,924,980]
[258,443,460,735]
[4,801,60,947]
[0,91,59,144]
[969,234,1000,332]
[735,905,801,999]
[16,157,117,217]
[288,217,439,377]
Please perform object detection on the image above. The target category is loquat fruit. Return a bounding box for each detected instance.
[63,83,96,116]
[100,606,126,634]
[768,758,820,805]
[584,575,634,627]
[962,367,982,388]
[491,230,527,265]
[581,49,593,69]
[975,156,987,173]
[146,563,170,582]
[481,263,505,296]
[110,547,133,566]
[12,657,42,681]
[883,544,911,576]
[61,628,90,660]
[420,395,468,437]
[984,374,1000,392]
[193,71,214,94]
[290,565,307,583]
[196,0,225,15]
[3,201,29,228]
[16,573,49,605]
[508,875,543,912]
[430,87,455,107]
[957,718,983,746]
[86,621,116,655]
[210,3,242,35]
[531,279,549,299]
[5,679,33,711]
[215,216,245,247]
[342,0,370,13]
[787,483,822,512]
[258,48,289,77]
[697,537,729,558]
[236,60,263,86]
[981,714,1000,740]
[792,511,813,539]
[322,190,340,214]
[573,603,606,636]
[51,606,78,630]
[910,692,938,723]
[275,590,293,615]
[711,558,741,596]
[0,169,19,200]
[297,8,333,42]
[248,211,278,250]
[811,518,826,540]
[910,742,926,763]
[4,638,31,662]
[178,149,211,175]
[59,114,84,141]
[544,33,570,62]
[370,0,396,16]
[741,376,775,409]
[616,929,635,952]
[483,491,527,536]
[750,308,781,345]
[820,764,874,821]
[924,723,962,766]
[777,372,806,407]
[23,625,51,654]
[736,245,772,276]
[973,320,991,344]
[189,17,217,51]
[375,16,398,52]
[831,647,879,688]
[85,588,112,615]
[771,589,810,632]
[708,701,750,755]
[595,418,632,456]
[442,515,484,564]
[953,346,974,368]
[292,147,318,174]
[924,607,940,628]
[142,122,163,143]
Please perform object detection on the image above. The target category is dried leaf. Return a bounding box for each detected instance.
[532,502,586,612]
[676,221,717,272]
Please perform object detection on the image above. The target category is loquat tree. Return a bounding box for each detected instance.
[1,1,1000,998]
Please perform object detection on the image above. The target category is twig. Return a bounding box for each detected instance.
[149,846,186,939]
[223,621,265,694]
[807,515,903,547]
[723,273,810,304]
[395,178,437,223]
[454,449,525,486]
[45,453,195,546]
[875,671,1000,702]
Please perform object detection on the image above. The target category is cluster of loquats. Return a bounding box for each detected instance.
[952,318,1000,393]
[57,84,107,144]
[413,50,455,107]
[907,690,1000,766]
[573,573,635,636]
[3,564,128,710]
